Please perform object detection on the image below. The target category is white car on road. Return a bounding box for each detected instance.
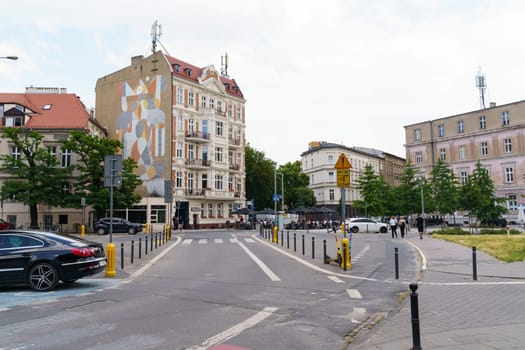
[345,218,388,233]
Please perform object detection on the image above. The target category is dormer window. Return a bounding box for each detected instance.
[184,68,192,76]
[43,104,52,110]
[224,83,230,89]
[173,64,180,73]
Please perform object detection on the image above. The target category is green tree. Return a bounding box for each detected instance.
[0,127,72,227]
[459,161,506,226]
[245,143,275,210]
[430,159,459,221]
[62,131,142,218]
[352,164,390,217]
[392,162,433,215]
[277,161,316,209]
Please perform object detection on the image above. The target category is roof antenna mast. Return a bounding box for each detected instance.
[151,20,162,54]
[221,52,229,77]
[476,67,487,109]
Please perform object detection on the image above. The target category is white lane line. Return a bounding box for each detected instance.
[244,238,255,243]
[198,239,207,244]
[404,239,427,270]
[182,239,192,245]
[234,234,280,282]
[328,276,344,283]
[214,238,224,244]
[347,289,362,299]
[187,306,279,350]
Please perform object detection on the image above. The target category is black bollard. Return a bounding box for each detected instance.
[302,235,305,255]
[121,243,124,269]
[294,233,297,252]
[312,236,315,259]
[472,246,477,281]
[150,233,154,252]
[409,283,422,350]
[343,244,347,272]
[155,232,158,249]
[287,231,290,249]
[139,238,142,259]
[145,235,148,255]
[395,247,399,279]
[131,240,134,264]
[281,231,283,247]
[323,240,327,264]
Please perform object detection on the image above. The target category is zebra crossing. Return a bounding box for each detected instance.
[181,237,256,245]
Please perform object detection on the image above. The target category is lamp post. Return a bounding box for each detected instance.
[0,56,18,60]
[419,176,426,234]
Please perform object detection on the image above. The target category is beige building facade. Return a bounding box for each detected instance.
[404,100,525,222]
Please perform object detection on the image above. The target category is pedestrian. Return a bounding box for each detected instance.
[389,216,398,238]
[416,213,424,239]
[399,216,406,238]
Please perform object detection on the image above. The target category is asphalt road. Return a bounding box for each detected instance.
[0,229,419,350]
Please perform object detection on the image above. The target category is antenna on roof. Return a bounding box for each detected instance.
[475,66,487,109]
[221,52,229,77]
[150,20,170,56]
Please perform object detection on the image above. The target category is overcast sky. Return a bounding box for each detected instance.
[2,0,525,165]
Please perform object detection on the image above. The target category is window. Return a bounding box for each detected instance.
[458,145,466,160]
[507,194,518,211]
[201,204,205,218]
[502,111,510,126]
[188,173,194,189]
[176,88,183,104]
[414,129,421,141]
[217,101,222,112]
[201,96,207,109]
[215,147,223,162]
[215,175,223,190]
[329,189,335,201]
[48,146,57,158]
[481,142,488,156]
[217,203,223,217]
[177,115,183,131]
[10,146,20,161]
[459,171,468,185]
[228,105,233,118]
[328,171,335,182]
[188,118,195,133]
[188,92,194,106]
[415,151,422,164]
[208,203,213,217]
[209,98,215,110]
[61,149,71,167]
[328,154,334,164]
[228,150,233,166]
[438,124,445,137]
[216,121,223,136]
[228,176,233,190]
[176,172,183,188]
[439,148,446,161]
[176,142,183,158]
[505,167,514,183]
[504,139,512,153]
[236,106,241,120]
[236,178,241,192]
[479,115,486,129]
[457,120,464,134]
[201,174,208,189]
[150,205,166,224]
[188,144,194,160]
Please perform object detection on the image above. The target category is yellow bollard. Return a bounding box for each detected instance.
[81,224,85,238]
[145,223,150,234]
[340,238,352,269]
[273,226,278,243]
[105,243,117,277]
[166,225,171,240]
[341,222,345,234]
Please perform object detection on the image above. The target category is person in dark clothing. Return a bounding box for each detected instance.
[399,216,406,238]
[416,214,424,239]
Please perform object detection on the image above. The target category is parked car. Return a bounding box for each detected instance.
[345,218,388,233]
[0,219,14,231]
[0,230,106,291]
[94,217,143,235]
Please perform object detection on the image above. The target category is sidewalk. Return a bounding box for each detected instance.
[350,232,525,350]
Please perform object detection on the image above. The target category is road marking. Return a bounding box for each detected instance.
[244,238,255,243]
[351,307,367,324]
[328,276,344,283]
[182,239,192,245]
[230,238,239,243]
[187,307,279,350]
[234,234,280,282]
[198,239,208,244]
[405,239,427,270]
[347,289,362,299]
[214,238,224,244]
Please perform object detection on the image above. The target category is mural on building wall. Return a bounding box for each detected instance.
[116,75,167,196]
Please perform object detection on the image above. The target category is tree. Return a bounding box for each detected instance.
[62,131,142,218]
[459,161,506,226]
[430,159,459,221]
[392,162,433,215]
[352,164,390,217]
[277,161,316,209]
[0,128,72,228]
[244,143,275,210]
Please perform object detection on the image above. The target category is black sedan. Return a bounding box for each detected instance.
[94,217,143,235]
[0,230,106,291]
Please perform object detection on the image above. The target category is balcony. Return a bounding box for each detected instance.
[185,131,210,143]
[185,159,210,169]
[228,137,242,148]
[184,188,206,197]
[229,163,240,171]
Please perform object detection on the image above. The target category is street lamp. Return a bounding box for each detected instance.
[419,176,426,234]
[0,56,18,60]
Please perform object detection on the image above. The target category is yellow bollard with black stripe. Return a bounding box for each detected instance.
[105,242,117,277]
[340,238,351,269]
[81,224,85,238]
[145,223,150,234]
[273,226,278,243]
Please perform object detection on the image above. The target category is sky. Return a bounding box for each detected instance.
[2,0,525,165]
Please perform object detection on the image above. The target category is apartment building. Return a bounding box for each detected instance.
[0,87,106,230]
[95,51,246,229]
[301,141,400,217]
[404,100,525,221]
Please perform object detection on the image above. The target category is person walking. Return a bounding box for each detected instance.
[389,216,398,238]
[416,213,424,239]
[399,216,406,238]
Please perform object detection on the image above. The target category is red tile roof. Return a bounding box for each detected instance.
[164,55,244,99]
[0,93,90,129]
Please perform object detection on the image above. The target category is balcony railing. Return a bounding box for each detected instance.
[228,138,242,147]
[185,131,210,143]
[185,159,210,168]
[184,188,205,197]
[229,163,240,171]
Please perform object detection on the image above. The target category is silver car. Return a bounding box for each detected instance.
[345,218,388,233]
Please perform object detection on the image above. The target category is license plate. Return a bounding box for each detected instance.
[99,260,107,267]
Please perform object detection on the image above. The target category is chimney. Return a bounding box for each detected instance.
[489,102,496,108]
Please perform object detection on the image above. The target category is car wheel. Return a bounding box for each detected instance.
[351,226,359,233]
[97,227,107,235]
[28,262,59,291]
[128,227,137,235]
[380,227,387,233]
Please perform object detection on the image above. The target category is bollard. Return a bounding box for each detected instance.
[155,232,158,249]
[81,224,85,238]
[287,231,290,249]
[281,231,283,247]
[409,283,422,350]
[139,238,142,259]
[145,223,150,235]
[472,246,477,281]
[323,239,327,264]
[341,238,351,270]
[343,244,347,271]
[105,243,116,277]
[145,235,148,255]
[294,233,297,252]
[151,232,154,252]
[302,234,305,255]
[131,240,134,264]
[273,226,278,243]
[121,243,124,269]
[312,236,315,259]
[395,247,399,279]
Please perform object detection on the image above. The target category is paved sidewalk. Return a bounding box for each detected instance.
[350,232,525,350]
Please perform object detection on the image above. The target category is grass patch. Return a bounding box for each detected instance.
[432,233,525,262]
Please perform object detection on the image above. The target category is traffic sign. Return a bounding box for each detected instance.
[337,169,350,188]
[335,153,351,169]
[273,193,281,202]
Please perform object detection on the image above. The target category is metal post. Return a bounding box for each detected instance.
[302,234,305,255]
[287,230,289,249]
[395,247,399,279]
[145,236,148,255]
[155,232,158,249]
[341,188,346,238]
[294,233,296,252]
[409,283,422,350]
[312,236,315,259]
[151,233,153,252]
[131,240,134,264]
[343,244,347,272]
[139,238,142,259]
[281,231,283,246]
[472,246,478,281]
[120,243,124,269]
[323,239,327,264]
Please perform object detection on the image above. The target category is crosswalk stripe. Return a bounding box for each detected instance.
[327,276,344,283]
[244,238,255,243]
[180,238,256,245]
[198,239,207,244]
[347,289,362,299]
[230,238,239,243]
[182,239,192,245]
[214,238,224,244]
